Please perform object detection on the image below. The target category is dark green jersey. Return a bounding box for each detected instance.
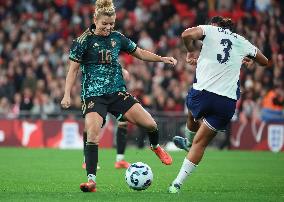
[69,25,137,99]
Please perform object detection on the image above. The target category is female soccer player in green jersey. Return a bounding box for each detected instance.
[61,0,177,192]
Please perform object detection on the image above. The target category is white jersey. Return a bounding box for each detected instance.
[193,25,257,100]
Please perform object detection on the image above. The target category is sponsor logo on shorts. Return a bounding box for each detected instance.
[88,101,95,109]
[118,92,130,100]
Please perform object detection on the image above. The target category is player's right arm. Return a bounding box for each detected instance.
[181,26,204,65]
[61,61,80,109]
[61,31,89,108]
[181,27,203,52]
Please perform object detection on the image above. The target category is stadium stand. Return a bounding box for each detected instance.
[0,0,283,123]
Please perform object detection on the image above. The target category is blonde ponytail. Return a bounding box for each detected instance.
[95,0,115,18]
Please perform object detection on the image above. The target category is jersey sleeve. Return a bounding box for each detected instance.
[197,25,211,36]
[242,39,257,58]
[69,37,88,63]
[119,33,137,53]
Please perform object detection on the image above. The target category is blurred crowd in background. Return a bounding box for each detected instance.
[0,0,283,122]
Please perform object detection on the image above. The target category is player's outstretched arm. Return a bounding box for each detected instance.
[61,60,80,109]
[131,47,177,66]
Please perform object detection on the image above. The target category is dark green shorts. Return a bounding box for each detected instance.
[81,91,139,125]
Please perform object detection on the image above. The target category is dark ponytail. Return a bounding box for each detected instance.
[220,18,235,32]
[208,16,235,32]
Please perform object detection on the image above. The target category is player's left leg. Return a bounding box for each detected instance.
[169,121,216,193]
[124,103,172,165]
[115,121,130,169]
[110,91,172,165]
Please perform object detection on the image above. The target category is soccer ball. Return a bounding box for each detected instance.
[125,162,153,191]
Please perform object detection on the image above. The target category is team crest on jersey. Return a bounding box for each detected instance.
[87,101,95,109]
[93,43,99,48]
[111,39,116,47]
[268,125,284,153]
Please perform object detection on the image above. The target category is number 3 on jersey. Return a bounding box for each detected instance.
[99,49,112,64]
[217,39,232,64]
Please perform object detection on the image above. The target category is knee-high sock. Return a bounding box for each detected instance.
[83,131,87,161]
[85,142,98,177]
[148,128,159,148]
[116,126,127,155]
[173,158,197,185]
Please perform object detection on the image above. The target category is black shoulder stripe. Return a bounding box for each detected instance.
[69,57,81,63]
[129,45,138,53]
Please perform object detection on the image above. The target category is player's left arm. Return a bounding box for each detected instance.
[243,37,268,66]
[254,49,268,66]
[243,50,268,67]
[119,32,177,66]
[131,47,177,66]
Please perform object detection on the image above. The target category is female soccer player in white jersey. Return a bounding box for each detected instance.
[168,16,268,193]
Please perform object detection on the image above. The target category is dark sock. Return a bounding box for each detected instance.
[137,127,147,149]
[83,131,87,161]
[148,128,159,147]
[116,126,127,155]
[85,142,98,176]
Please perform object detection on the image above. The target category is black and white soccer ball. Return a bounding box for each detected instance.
[125,162,153,191]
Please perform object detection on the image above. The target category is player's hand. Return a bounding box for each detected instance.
[61,95,71,109]
[242,57,254,67]
[161,57,177,66]
[186,52,197,65]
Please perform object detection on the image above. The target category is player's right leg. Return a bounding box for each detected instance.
[82,131,87,169]
[169,121,216,193]
[80,112,104,193]
[82,130,100,170]
[173,112,200,151]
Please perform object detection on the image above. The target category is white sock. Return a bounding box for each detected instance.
[87,174,96,182]
[185,126,196,145]
[116,154,125,162]
[173,158,197,186]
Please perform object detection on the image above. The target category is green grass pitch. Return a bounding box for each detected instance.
[0,148,283,202]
